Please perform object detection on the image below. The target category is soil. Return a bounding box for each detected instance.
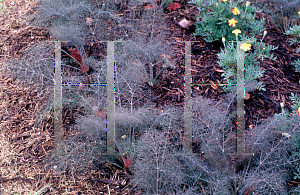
[0,0,300,194]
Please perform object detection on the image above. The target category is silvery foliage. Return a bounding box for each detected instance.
[3,41,54,91]
[240,113,300,194]
[185,93,237,194]
[146,92,300,194]
[34,0,89,46]
[131,129,186,195]
[131,93,237,194]
[113,2,175,109]
[114,104,184,156]
[33,0,128,46]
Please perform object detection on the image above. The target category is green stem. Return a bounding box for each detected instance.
[154,67,165,81]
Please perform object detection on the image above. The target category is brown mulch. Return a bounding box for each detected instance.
[1,0,300,194]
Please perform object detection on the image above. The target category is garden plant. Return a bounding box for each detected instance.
[1,0,300,194]
[189,0,279,92]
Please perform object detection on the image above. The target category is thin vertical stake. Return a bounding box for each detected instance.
[236,41,246,154]
[106,41,115,154]
[184,41,193,154]
[54,41,63,157]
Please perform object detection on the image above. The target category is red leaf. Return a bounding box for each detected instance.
[95,111,105,119]
[144,3,156,9]
[124,155,133,169]
[167,2,180,12]
[68,48,83,64]
[244,185,255,195]
[68,48,88,73]
[80,63,89,73]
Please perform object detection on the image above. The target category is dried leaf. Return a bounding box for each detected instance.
[86,17,93,25]
[209,80,218,90]
[167,2,180,12]
[177,18,193,29]
[245,92,250,100]
[214,68,224,73]
[160,53,172,59]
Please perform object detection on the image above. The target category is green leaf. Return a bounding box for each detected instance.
[294,166,300,180]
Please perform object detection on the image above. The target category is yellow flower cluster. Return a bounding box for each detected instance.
[224,1,254,51]
[228,7,240,27]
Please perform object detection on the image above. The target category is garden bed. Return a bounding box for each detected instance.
[1,0,300,194]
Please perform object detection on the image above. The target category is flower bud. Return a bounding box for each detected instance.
[264,30,267,36]
[280,102,284,108]
[246,1,250,7]
[222,37,225,43]
[282,133,291,138]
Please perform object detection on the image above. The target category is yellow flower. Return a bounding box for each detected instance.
[232,29,241,36]
[232,29,241,41]
[280,102,284,108]
[222,37,225,43]
[240,42,251,52]
[121,135,126,139]
[264,30,267,36]
[216,2,218,5]
[228,18,238,27]
[298,11,300,15]
[246,1,250,7]
[232,7,240,15]
[220,0,227,2]
[296,107,300,116]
